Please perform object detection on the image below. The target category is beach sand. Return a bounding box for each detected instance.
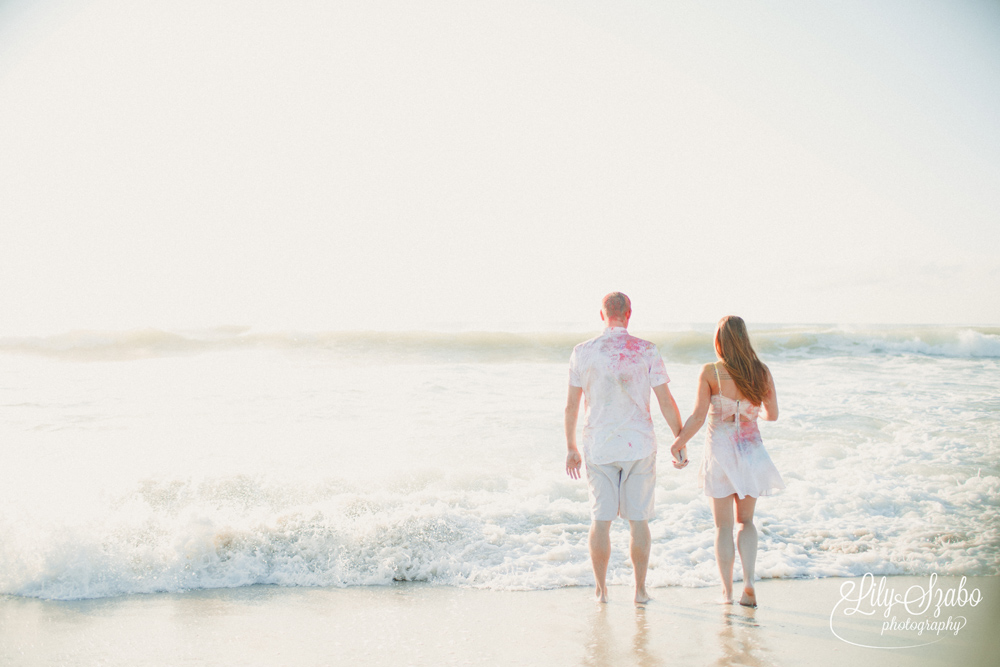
[1,576,996,666]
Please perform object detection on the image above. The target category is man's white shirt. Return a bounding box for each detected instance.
[568,327,669,465]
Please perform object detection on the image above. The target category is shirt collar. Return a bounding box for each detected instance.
[603,326,628,335]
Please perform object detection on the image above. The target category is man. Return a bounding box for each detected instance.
[564,292,682,604]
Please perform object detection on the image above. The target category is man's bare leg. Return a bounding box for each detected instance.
[735,496,758,607]
[589,520,612,602]
[711,496,736,603]
[629,520,651,604]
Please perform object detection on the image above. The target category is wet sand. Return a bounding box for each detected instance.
[1,576,997,666]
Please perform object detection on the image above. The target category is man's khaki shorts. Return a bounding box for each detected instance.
[585,453,656,521]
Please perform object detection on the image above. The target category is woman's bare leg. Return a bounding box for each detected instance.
[711,496,736,602]
[735,496,758,607]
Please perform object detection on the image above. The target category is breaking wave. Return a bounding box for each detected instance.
[0,325,998,362]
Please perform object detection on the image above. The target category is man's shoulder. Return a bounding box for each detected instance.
[624,334,658,351]
[572,334,604,353]
[626,333,656,345]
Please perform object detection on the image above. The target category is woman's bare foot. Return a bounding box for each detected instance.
[634,589,651,606]
[717,593,734,605]
[595,585,609,603]
[739,586,757,608]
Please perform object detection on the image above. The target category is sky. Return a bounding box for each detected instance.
[0,0,998,334]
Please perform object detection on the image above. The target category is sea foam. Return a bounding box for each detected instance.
[1,326,998,600]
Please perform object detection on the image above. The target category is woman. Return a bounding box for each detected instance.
[670,316,783,607]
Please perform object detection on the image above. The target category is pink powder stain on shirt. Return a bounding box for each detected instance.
[613,336,647,367]
[573,329,661,463]
[623,336,645,352]
[597,332,656,393]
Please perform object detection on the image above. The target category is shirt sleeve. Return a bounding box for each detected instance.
[568,347,583,387]
[648,346,669,387]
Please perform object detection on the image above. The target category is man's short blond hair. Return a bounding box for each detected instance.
[602,292,631,320]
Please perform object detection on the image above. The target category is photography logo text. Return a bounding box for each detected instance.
[829,573,982,649]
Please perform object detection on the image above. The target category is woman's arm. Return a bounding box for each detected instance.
[760,367,778,421]
[670,364,713,465]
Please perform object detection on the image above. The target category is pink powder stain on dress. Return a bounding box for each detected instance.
[734,422,760,453]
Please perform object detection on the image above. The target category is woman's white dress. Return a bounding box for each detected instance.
[699,364,785,499]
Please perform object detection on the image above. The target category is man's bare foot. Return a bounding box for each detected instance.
[634,590,651,606]
[595,586,609,603]
[739,586,757,608]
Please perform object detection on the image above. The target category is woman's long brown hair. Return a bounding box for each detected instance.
[714,316,770,406]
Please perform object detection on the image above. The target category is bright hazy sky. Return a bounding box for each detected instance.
[1,0,998,334]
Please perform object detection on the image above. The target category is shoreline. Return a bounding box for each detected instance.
[2,575,996,666]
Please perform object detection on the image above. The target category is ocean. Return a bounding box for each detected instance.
[1,325,997,600]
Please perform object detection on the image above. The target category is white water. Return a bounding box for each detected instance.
[1,325,998,600]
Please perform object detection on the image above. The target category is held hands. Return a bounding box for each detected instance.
[670,438,689,469]
[566,448,583,479]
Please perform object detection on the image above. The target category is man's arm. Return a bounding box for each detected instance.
[651,383,682,438]
[564,385,583,479]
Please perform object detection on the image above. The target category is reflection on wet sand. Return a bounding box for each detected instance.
[581,604,616,667]
[582,604,668,667]
[715,605,773,667]
[632,607,665,667]
[579,598,777,667]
